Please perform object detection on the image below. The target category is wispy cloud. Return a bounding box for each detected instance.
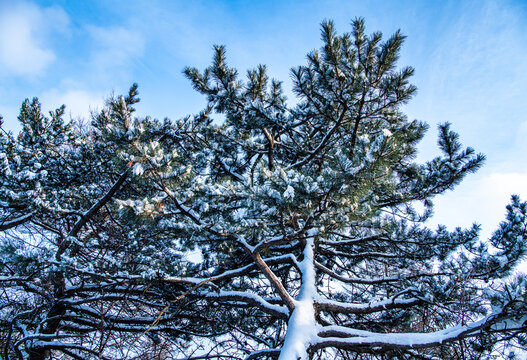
[87,25,145,79]
[40,88,104,121]
[428,171,527,241]
[41,24,146,121]
[0,1,69,77]
[516,121,527,154]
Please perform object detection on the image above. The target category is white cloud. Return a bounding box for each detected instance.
[40,89,104,121]
[87,25,145,76]
[428,172,527,240]
[517,121,527,153]
[0,2,69,77]
[0,105,19,132]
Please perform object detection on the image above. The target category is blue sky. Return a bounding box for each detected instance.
[1,0,526,243]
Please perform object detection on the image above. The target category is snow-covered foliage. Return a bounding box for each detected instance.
[1,19,526,359]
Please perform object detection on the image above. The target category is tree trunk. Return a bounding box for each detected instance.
[278,238,317,360]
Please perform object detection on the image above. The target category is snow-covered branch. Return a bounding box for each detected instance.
[316,295,423,315]
[0,211,34,231]
[201,290,289,320]
[245,348,281,360]
[314,313,527,352]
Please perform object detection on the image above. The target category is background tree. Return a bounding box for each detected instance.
[1,19,526,359]
[0,89,211,359]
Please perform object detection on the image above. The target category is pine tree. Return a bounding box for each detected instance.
[1,19,526,359]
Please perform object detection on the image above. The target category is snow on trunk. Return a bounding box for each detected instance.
[278,238,318,360]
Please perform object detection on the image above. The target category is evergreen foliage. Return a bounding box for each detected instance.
[1,19,526,359]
